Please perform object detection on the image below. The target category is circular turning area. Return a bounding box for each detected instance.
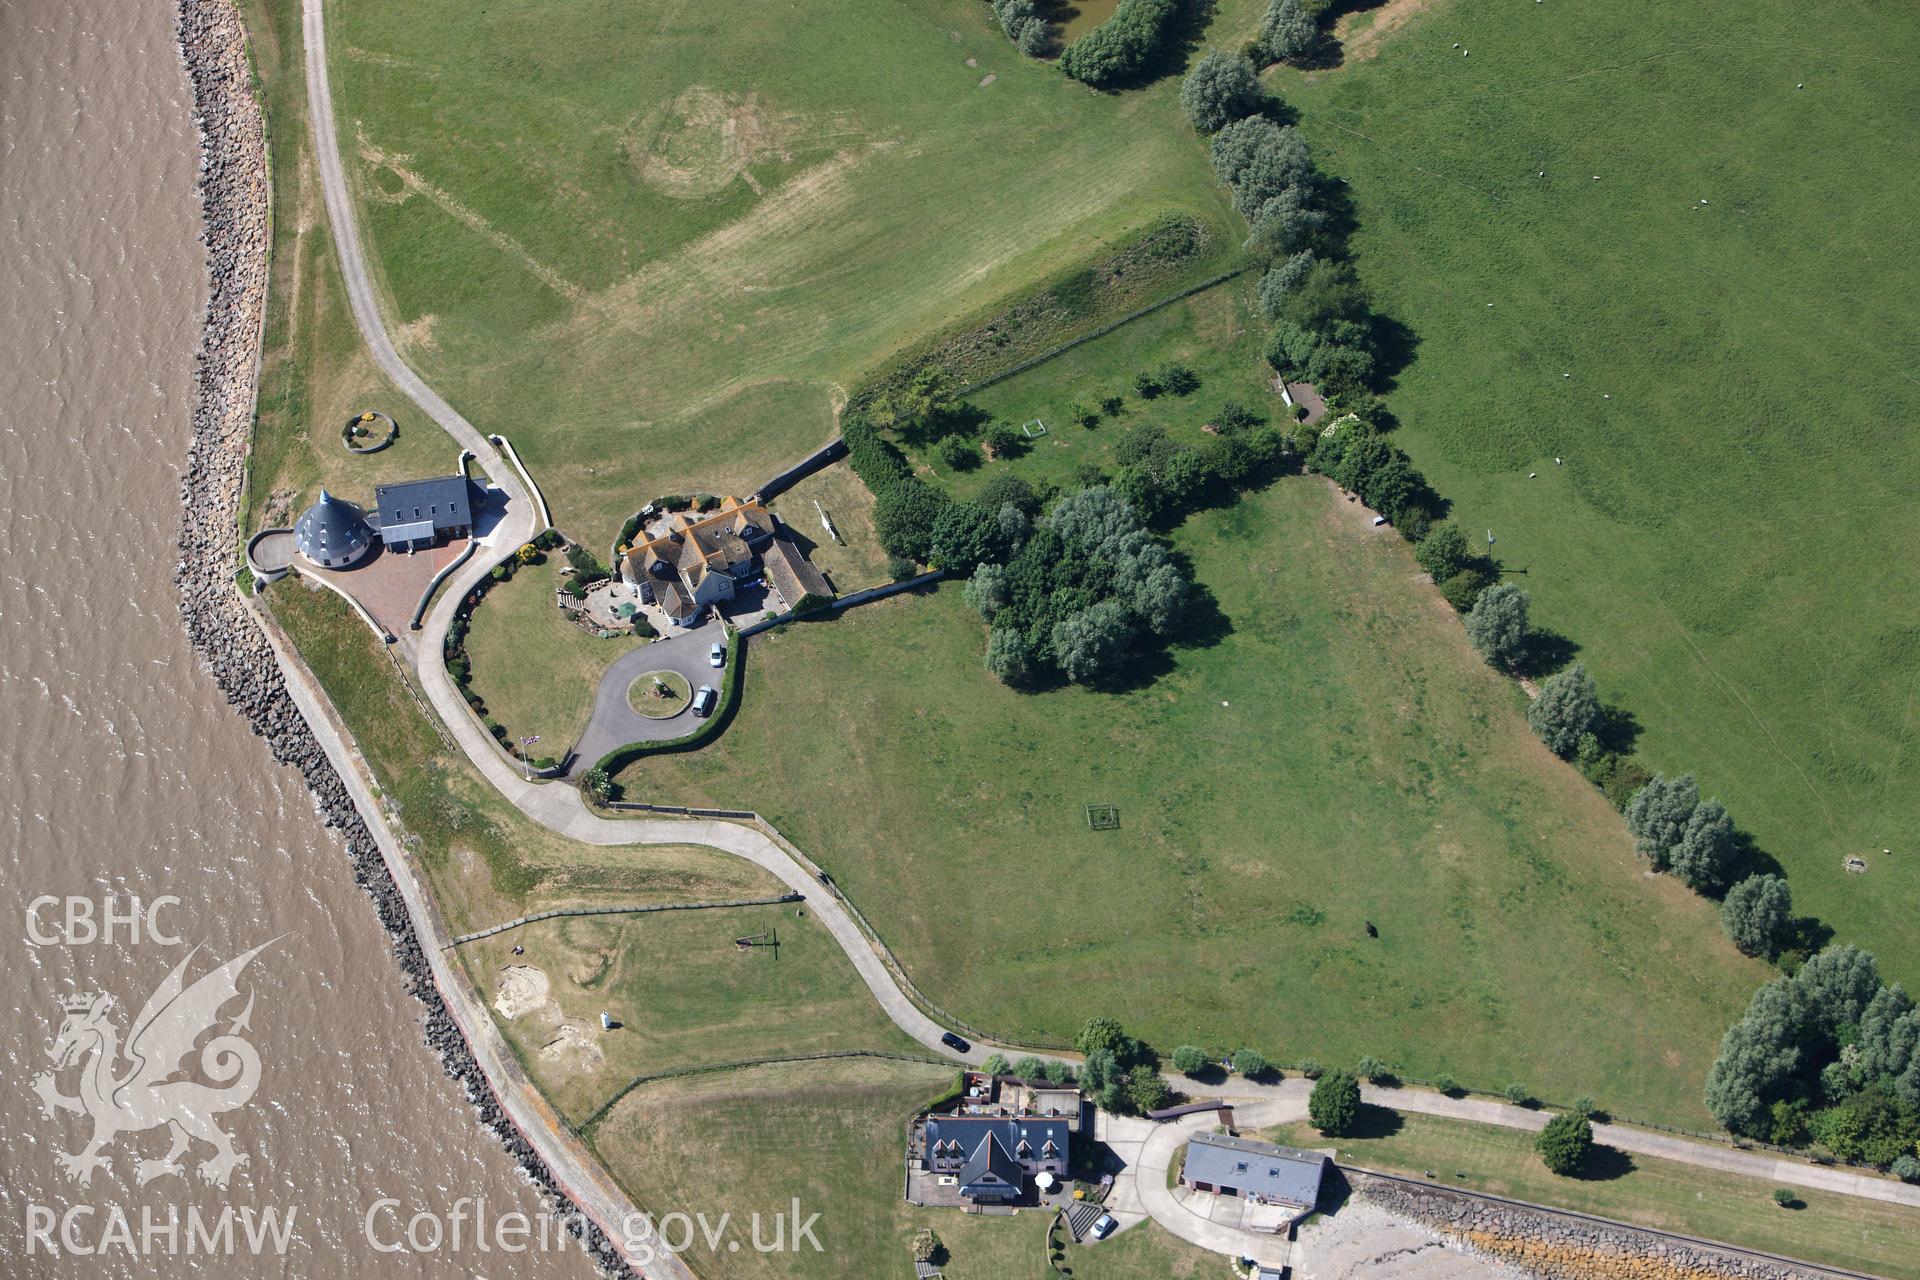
[627,670,691,719]
[341,409,397,453]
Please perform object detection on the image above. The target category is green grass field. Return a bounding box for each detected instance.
[1272,0,1920,987]
[593,1058,1219,1280]
[1268,1110,1920,1280]
[323,0,1251,547]
[462,904,925,1124]
[623,478,1766,1125]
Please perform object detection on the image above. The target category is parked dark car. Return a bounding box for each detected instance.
[940,1031,970,1054]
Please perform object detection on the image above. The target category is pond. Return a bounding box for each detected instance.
[1051,0,1121,46]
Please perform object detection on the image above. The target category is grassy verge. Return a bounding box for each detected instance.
[621,479,1765,1125]
[1278,0,1920,986]
[592,1057,1219,1280]
[1267,1110,1920,1280]
[461,556,645,751]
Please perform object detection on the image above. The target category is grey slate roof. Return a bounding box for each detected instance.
[923,1114,1071,1162]
[373,474,474,535]
[1181,1132,1327,1208]
[294,489,373,567]
[958,1131,1020,1193]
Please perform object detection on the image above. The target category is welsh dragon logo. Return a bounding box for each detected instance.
[32,939,279,1189]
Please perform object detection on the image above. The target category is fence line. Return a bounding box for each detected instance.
[445,892,802,947]
[951,264,1254,398]
[580,1049,954,1131]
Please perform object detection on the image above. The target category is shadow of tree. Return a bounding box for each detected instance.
[1574,1144,1637,1182]
[1347,1103,1405,1140]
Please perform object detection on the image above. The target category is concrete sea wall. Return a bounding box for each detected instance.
[167,1,622,1272]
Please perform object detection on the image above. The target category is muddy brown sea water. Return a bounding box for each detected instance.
[0,2,599,1275]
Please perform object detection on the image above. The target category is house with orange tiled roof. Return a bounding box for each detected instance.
[618,497,778,625]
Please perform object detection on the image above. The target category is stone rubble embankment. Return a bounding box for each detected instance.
[1354,1172,1826,1280]
[167,2,621,1272]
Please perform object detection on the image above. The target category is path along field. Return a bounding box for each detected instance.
[624,479,1766,1126]
[1275,0,1920,985]
[323,0,1250,547]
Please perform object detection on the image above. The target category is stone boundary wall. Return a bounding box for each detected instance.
[1351,1169,1848,1280]
[167,1,621,1272]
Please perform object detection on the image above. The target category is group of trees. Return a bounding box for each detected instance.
[1299,409,1435,532]
[845,403,956,565]
[1622,772,1740,893]
[1059,0,1183,88]
[1076,1017,1171,1114]
[990,0,1054,57]
[1193,96,1383,396]
[1170,1044,1269,1077]
[1112,420,1294,524]
[1705,944,1920,1176]
[964,485,1196,687]
[1256,0,1322,64]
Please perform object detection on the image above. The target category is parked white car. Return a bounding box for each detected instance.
[691,685,718,718]
[709,641,725,667]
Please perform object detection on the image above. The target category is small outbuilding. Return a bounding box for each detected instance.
[1179,1131,1328,1211]
[293,489,374,569]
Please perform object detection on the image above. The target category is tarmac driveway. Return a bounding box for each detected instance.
[567,617,725,774]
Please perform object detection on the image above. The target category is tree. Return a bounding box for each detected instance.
[1246,188,1326,261]
[982,1052,1010,1076]
[1309,1069,1361,1134]
[1058,0,1181,87]
[1040,1059,1074,1084]
[516,542,539,564]
[983,422,1022,458]
[1433,1074,1461,1097]
[1528,662,1601,757]
[1071,399,1101,429]
[1126,1064,1173,1113]
[930,501,1007,573]
[936,434,979,472]
[1052,600,1134,684]
[1259,0,1318,63]
[1081,1048,1123,1111]
[1771,1188,1797,1208]
[1705,978,1813,1134]
[1671,798,1737,891]
[872,478,951,562]
[1076,1016,1132,1060]
[580,768,611,806]
[1893,1154,1920,1184]
[1415,524,1472,582]
[1258,250,1318,319]
[1180,49,1262,133]
[1132,368,1163,398]
[1535,1112,1593,1175]
[1355,1055,1390,1082]
[1172,1045,1209,1075]
[1571,1095,1599,1118]
[1157,362,1200,395]
[976,471,1041,518]
[1796,944,1882,1036]
[985,624,1036,686]
[1465,583,1530,670]
[964,562,1010,620]
[1012,1056,1046,1080]
[1624,773,1699,872]
[1233,1048,1269,1078]
[1504,1082,1534,1107]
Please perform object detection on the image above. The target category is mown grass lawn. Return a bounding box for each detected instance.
[463,903,925,1125]
[623,479,1766,1125]
[325,0,1255,547]
[1273,0,1920,987]
[461,557,646,753]
[592,1058,1220,1280]
[1268,1110,1920,1280]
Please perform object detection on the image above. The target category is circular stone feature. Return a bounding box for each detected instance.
[342,409,398,453]
[628,670,691,719]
